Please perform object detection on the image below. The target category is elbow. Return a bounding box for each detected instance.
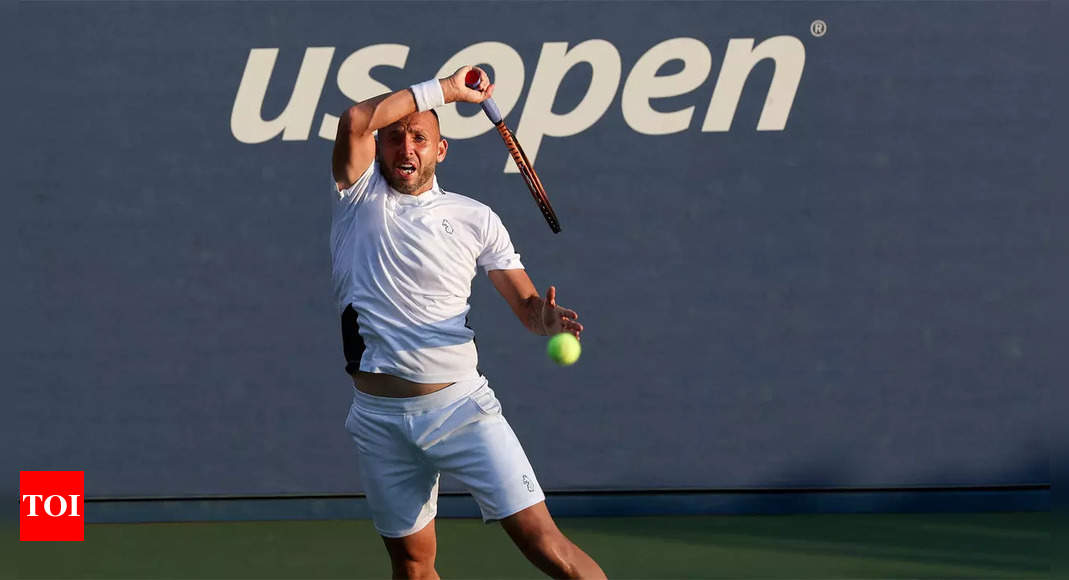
[341,105,372,136]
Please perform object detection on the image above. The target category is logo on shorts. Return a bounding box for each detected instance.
[20,471,85,541]
[442,219,454,235]
[522,474,535,493]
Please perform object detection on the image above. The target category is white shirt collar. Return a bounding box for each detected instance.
[389,173,442,206]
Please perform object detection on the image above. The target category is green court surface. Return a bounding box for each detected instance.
[12,512,1048,579]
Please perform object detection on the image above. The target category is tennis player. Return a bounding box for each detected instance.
[331,65,605,579]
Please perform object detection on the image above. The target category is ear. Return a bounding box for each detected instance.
[437,138,448,163]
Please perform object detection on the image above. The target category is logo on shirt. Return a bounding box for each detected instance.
[522,474,535,493]
[442,219,454,235]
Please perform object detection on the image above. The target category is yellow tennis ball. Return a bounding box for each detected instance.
[546,333,581,366]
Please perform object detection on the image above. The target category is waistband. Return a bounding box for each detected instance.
[352,375,487,415]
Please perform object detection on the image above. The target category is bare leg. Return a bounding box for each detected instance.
[501,502,606,579]
[381,519,440,579]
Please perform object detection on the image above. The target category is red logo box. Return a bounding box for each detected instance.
[20,471,84,541]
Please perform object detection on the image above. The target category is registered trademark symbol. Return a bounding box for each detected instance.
[810,19,827,37]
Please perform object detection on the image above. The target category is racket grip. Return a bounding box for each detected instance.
[465,70,503,124]
[479,99,503,125]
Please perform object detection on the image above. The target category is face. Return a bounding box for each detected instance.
[377,111,448,195]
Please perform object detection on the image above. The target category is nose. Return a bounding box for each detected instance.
[402,134,417,156]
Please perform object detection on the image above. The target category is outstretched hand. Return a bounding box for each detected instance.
[541,286,583,338]
[443,66,495,105]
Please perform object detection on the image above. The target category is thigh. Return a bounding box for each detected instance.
[382,518,437,568]
[421,384,546,522]
[346,403,439,538]
[499,501,558,545]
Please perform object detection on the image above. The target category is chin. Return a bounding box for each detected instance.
[389,177,423,195]
[380,164,434,195]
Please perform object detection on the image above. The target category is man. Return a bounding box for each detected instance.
[331,65,606,579]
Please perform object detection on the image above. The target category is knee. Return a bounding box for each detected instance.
[387,544,437,579]
[527,532,580,577]
[391,557,437,580]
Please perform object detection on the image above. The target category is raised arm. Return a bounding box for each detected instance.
[332,66,495,190]
[487,269,583,338]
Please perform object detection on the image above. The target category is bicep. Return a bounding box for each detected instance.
[487,268,538,324]
[332,107,377,191]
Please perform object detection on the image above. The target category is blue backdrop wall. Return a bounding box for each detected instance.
[8,1,1058,501]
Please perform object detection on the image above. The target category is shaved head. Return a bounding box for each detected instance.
[382,110,440,140]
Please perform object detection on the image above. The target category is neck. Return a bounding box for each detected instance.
[408,180,434,195]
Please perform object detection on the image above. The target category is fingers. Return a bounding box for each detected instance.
[558,310,581,338]
[547,311,582,338]
[470,83,495,105]
[456,65,476,86]
[543,285,583,337]
[451,66,493,103]
[463,67,489,103]
[560,318,584,338]
[462,66,489,91]
[473,66,489,91]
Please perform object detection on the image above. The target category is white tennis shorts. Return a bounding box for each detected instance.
[344,376,545,538]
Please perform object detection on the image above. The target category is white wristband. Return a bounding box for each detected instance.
[410,79,445,112]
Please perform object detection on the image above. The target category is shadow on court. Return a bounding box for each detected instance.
[558,512,1049,579]
[10,512,1049,579]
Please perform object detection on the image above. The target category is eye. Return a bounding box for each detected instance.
[414,134,426,142]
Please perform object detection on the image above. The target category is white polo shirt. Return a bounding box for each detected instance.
[330,162,523,383]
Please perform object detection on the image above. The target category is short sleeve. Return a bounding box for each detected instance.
[333,162,377,205]
[477,210,524,273]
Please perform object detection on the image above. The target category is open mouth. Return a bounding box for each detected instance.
[397,163,416,176]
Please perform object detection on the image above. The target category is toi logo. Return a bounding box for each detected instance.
[20,471,84,541]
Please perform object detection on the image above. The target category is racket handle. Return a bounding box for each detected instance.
[465,69,503,125]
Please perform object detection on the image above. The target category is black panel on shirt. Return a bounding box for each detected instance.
[341,304,365,375]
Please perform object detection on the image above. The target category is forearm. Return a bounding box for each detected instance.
[343,80,457,137]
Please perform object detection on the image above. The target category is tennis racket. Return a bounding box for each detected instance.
[465,69,561,234]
